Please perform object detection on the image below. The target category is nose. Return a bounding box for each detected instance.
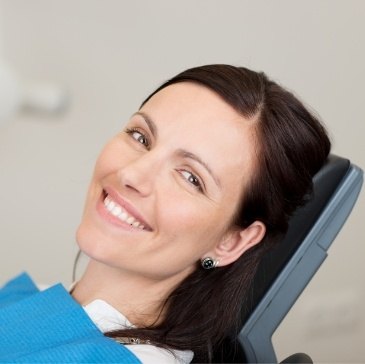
[117,151,162,197]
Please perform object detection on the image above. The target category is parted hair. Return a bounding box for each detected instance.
[105,64,331,362]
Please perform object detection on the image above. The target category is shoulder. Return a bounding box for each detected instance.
[84,299,194,364]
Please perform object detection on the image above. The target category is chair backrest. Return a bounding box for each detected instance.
[212,155,363,363]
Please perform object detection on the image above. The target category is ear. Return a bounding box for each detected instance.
[211,221,266,267]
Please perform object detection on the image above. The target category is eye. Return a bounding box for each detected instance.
[125,128,150,149]
[180,170,203,191]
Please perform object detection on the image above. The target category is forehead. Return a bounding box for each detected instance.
[140,82,258,192]
[143,82,242,126]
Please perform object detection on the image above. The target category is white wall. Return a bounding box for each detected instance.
[0,1,364,362]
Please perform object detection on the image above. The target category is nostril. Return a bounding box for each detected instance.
[125,183,139,193]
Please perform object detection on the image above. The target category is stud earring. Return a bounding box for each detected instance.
[201,257,218,269]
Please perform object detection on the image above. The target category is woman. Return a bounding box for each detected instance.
[0,64,330,363]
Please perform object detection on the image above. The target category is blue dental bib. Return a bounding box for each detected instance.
[0,273,140,363]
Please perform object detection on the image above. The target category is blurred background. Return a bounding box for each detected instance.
[0,0,364,362]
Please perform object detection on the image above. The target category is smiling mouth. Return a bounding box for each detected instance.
[102,191,146,230]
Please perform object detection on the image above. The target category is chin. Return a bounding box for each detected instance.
[75,221,100,260]
[75,221,120,267]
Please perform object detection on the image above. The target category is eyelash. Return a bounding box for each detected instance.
[125,127,151,149]
[179,169,204,192]
[124,127,204,193]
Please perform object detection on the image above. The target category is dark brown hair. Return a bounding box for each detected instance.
[105,65,331,362]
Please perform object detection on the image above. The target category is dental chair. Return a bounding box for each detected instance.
[210,154,363,363]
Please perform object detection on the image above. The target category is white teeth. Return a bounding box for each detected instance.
[111,206,122,216]
[126,216,135,224]
[107,201,116,211]
[103,194,145,230]
[119,211,128,222]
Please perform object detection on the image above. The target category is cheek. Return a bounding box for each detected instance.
[93,146,120,177]
[93,135,135,177]
[157,194,227,246]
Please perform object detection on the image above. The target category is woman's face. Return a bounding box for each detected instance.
[76,82,257,283]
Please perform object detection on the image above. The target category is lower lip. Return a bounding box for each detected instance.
[96,192,143,232]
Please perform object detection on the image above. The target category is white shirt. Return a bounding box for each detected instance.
[83,299,194,364]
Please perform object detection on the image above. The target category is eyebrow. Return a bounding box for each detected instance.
[133,111,157,138]
[132,111,221,189]
[177,149,221,189]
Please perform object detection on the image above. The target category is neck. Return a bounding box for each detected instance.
[71,259,189,327]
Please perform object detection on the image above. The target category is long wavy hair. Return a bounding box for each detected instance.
[104,64,331,362]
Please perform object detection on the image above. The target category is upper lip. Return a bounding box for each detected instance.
[103,186,153,231]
